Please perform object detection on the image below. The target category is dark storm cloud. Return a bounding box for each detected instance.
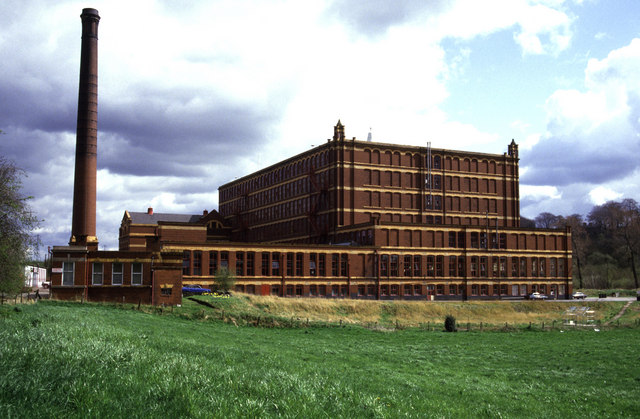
[326,0,449,36]
[98,84,282,177]
[521,103,640,187]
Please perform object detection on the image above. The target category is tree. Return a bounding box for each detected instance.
[534,212,561,229]
[588,199,640,288]
[214,267,236,293]
[616,199,640,288]
[0,156,41,297]
[558,214,589,289]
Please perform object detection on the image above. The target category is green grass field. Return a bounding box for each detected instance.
[1,300,639,418]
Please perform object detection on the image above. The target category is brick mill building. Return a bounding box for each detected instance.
[49,9,572,306]
[120,121,573,301]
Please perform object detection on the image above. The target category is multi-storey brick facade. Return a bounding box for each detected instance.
[49,10,570,304]
[119,121,573,300]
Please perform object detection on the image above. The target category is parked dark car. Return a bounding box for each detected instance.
[182,285,211,296]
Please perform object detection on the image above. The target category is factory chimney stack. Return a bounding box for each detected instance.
[70,8,100,249]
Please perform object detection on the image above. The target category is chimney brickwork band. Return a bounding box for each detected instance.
[70,8,100,249]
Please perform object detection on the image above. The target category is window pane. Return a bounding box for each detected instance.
[92,262,103,285]
[132,263,143,285]
[112,262,123,285]
[62,262,74,286]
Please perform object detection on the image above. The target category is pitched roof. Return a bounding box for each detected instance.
[127,211,203,225]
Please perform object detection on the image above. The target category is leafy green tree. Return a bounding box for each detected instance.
[214,267,236,292]
[0,156,41,297]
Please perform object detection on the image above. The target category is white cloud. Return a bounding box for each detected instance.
[589,186,622,205]
[522,37,640,215]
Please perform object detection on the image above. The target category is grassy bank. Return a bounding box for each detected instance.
[185,293,637,329]
[1,300,639,418]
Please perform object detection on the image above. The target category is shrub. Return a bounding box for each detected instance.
[214,267,236,292]
[444,314,457,332]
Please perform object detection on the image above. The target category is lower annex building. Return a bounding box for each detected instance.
[119,121,573,301]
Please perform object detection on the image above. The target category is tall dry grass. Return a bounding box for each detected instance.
[242,294,626,327]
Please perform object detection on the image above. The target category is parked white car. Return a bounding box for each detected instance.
[528,292,548,300]
[572,291,587,299]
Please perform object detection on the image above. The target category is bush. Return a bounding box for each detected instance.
[444,314,457,332]
[214,267,236,292]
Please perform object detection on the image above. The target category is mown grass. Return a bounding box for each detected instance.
[1,300,639,418]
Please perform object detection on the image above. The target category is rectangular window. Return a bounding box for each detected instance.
[471,233,479,248]
[182,251,191,276]
[246,252,254,276]
[271,252,280,276]
[209,251,218,275]
[539,258,546,277]
[499,233,507,249]
[480,257,487,277]
[319,254,326,276]
[492,257,499,277]
[286,252,294,276]
[480,232,487,249]
[436,284,444,295]
[132,263,143,285]
[500,257,507,278]
[236,252,244,276]
[341,254,348,277]
[511,257,518,277]
[449,256,457,277]
[296,253,303,276]
[62,262,74,286]
[427,256,434,277]
[331,254,339,276]
[262,252,270,276]
[558,258,565,277]
[193,251,202,276]
[550,258,556,277]
[448,231,456,247]
[112,262,123,285]
[470,257,478,277]
[310,253,317,276]
[532,258,537,277]
[435,256,443,277]
[457,232,465,248]
[161,287,172,296]
[404,255,412,277]
[380,254,388,277]
[390,255,398,277]
[220,252,229,269]
[413,255,421,277]
[92,262,103,285]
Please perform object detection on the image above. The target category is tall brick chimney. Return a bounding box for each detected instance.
[70,8,100,249]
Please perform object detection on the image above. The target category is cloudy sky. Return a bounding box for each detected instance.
[1,0,639,254]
